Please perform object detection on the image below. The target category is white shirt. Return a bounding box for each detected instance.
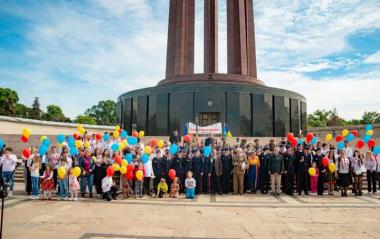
[343,147,353,159]
[102,176,113,192]
[0,154,17,172]
[144,157,154,177]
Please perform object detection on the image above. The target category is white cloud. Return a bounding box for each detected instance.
[364,51,380,64]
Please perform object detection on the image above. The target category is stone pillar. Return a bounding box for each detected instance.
[204,0,218,73]
[227,0,257,78]
[165,0,195,78]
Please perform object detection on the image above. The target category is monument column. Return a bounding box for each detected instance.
[204,0,218,73]
[227,0,257,78]
[165,0,195,78]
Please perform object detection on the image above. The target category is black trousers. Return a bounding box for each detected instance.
[297,171,308,194]
[259,171,269,193]
[367,171,377,193]
[93,166,105,194]
[153,176,161,193]
[285,172,295,195]
[26,166,32,194]
[202,174,211,194]
[213,175,222,194]
[221,171,232,193]
[143,177,151,194]
[102,186,118,201]
[317,173,325,195]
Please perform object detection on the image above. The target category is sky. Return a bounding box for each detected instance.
[0,0,380,120]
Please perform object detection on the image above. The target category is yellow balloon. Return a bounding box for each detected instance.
[113,130,120,138]
[58,166,66,179]
[72,167,81,177]
[75,140,82,148]
[112,163,120,171]
[115,125,120,131]
[77,124,83,130]
[135,170,143,181]
[144,146,152,154]
[367,130,374,136]
[121,160,128,167]
[328,163,336,173]
[119,143,124,151]
[57,143,63,148]
[138,131,145,138]
[120,166,127,174]
[121,140,128,147]
[342,129,349,137]
[308,167,316,176]
[227,131,233,138]
[78,127,86,134]
[157,140,164,149]
[325,133,333,142]
[40,135,47,142]
[22,128,31,137]
[84,141,90,148]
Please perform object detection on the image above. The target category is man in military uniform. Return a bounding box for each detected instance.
[232,148,247,195]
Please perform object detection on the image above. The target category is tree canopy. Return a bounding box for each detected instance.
[74,114,97,125]
[85,100,116,126]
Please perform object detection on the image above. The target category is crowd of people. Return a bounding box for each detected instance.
[1,129,380,202]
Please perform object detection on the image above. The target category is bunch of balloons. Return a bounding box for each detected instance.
[20,128,31,143]
[77,124,86,135]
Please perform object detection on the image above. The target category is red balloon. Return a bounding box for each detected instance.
[184,135,191,143]
[322,157,329,168]
[132,131,138,137]
[127,164,135,173]
[106,166,115,177]
[95,133,101,140]
[306,133,314,142]
[168,169,176,181]
[150,138,157,147]
[335,135,343,142]
[114,155,122,165]
[351,130,358,138]
[356,139,365,149]
[368,139,376,148]
[125,172,134,180]
[291,138,298,147]
[287,133,294,141]
[73,133,79,140]
[22,148,31,158]
[20,135,28,143]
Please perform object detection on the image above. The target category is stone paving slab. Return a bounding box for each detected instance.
[3,184,380,239]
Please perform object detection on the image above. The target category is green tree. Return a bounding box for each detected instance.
[85,100,116,125]
[29,97,42,120]
[0,88,19,116]
[43,104,71,122]
[307,109,332,127]
[15,103,30,118]
[361,111,380,124]
[75,114,97,125]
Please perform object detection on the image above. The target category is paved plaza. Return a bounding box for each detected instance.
[2,183,380,239]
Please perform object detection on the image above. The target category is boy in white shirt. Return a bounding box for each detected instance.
[1,147,18,195]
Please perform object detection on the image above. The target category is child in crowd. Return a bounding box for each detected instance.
[40,163,55,200]
[310,161,319,196]
[185,171,196,199]
[102,174,118,201]
[29,155,41,200]
[58,157,69,200]
[170,177,180,198]
[156,178,168,198]
[69,168,80,201]
[134,162,145,198]
[122,174,134,198]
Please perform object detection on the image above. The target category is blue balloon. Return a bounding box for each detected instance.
[170,144,178,155]
[337,141,345,150]
[120,130,128,139]
[204,146,212,157]
[111,143,119,151]
[125,153,133,163]
[346,133,354,142]
[68,136,75,147]
[365,124,373,131]
[39,144,48,155]
[70,147,78,155]
[311,137,318,145]
[127,136,138,145]
[363,134,371,143]
[42,138,51,147]
[297,139,304,145]
[56,134,65,144]
[373,146,380,155]
[0,138,4,149]
[141,154,149,164]
[103,134,110,142]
